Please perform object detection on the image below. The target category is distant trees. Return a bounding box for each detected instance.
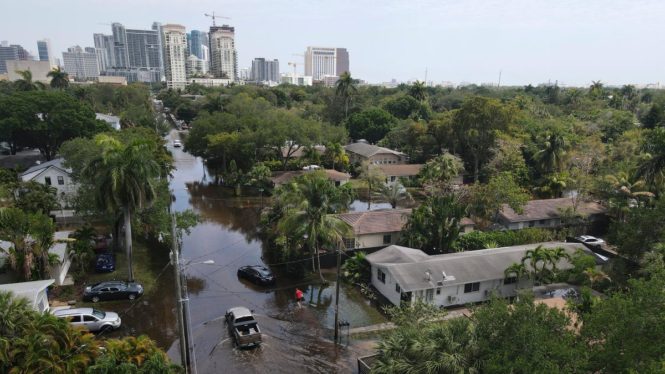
[47,67,69,89]
[335,71,358,120]
[346,107,397,143]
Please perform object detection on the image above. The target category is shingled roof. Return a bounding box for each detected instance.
[344,143,405,158]
[499,198,607,223]
[336,209,411,235]
[375,164,424,177]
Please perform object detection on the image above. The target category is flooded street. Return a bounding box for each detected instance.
[138,131,384,373]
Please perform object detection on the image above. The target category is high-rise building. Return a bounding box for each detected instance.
[37,39,55,67]
[239,67,250,81]
[188,30,208,60]
[0,41,31,73]
[95,22,163,83]
[186,55,208,77]
[250,58,279,83]
[161,24,187,90]
[62,46,100,80]
[304,46,350,81]
[209,25,237,80]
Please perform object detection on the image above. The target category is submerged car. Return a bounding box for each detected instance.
[237,265,276,286]
[173,139,182,147]
[95,253,115,273]
[53,307,121,332]
[83,281,143,303]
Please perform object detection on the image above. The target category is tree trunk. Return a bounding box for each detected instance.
[113,216,121,252]
[315,245,325,283]
[124,206,134,282]
[473,156,479,182]
[367,184,371,210]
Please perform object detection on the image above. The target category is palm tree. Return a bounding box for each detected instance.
[589,80,604,98]
[47,67,69,89]
[604,172,654,221]
[324,143,348,171]
[636,128,665,189]
[13,70,46,91]
[83,135,161,282]
[418,152,464,192]
[533,132,568,174]
[521,245,553,284]
[277,172,353,281]
[359,161,386,210]
[504,262,530,296]
[408,80,427,102]
[27,213,58,280]
[548,246,571,274]
[379,181,412,209]
[335,71,357,120]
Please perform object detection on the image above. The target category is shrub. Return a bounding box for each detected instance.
[453,228,557,251]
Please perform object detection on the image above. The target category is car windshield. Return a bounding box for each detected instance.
[255,267,272,276]
[92,309,105,319]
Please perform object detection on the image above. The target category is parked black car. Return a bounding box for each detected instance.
[237,265,276,286]
[95,253,115,273]
[83,281,143,303]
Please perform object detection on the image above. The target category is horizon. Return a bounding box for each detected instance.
[1,0,664,86]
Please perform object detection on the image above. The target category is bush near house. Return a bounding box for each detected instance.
[454,228,558,251]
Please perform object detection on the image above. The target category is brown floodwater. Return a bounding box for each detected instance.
[104,131,384,373]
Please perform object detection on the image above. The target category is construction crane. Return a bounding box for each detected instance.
[204,12,231,27]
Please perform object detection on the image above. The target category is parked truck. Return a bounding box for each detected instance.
[225,306,262,348]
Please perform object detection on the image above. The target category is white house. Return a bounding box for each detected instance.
[366,242,604,307]
[19,158,77,204]
[96,113,121,130]
[0,279,55,313]
[337,209,411,250]
[1,230,72,286]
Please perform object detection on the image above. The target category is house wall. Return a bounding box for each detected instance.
[356,231,401,249]
[460,225,475,234]
[35,289,50,313]
[368,153,405,165]
[22,167,78,204]
[371,261,533,307]
[501,217,560,230]
[50,256,71,286]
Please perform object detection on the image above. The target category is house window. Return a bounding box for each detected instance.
[44,177,52,186]
[343,238,355,249]
[463,282,480,293]
[426,289,434,301]
[528,221,535,228]
[390,176,396,182]
[377,268,386,283]
[539,219,546,225]
[436,288,441,295]
[57,176,65,185]
[395,283,401,293]
[383,234,392,245]
[504,276,518,285]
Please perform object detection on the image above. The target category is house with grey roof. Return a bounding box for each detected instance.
[96,113,121,131]
[498,198,607,230]
[0,279,54,313]
[344,143,407,165]
[20,158,77,204]
[366,242,604,307]
[337,209,411,250]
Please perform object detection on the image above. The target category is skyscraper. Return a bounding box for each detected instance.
[188,30,208,60]
[162,24,187,90]
[250,58,279,83]
[304,46,350,81]
[0,41,31,73]
[209,25,237,80]
[93,33,115,72]
[62,46,100,80]
[37,39,55,67]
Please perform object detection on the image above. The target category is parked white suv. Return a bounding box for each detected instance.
[53,307,121,332]
[575,235,605,246]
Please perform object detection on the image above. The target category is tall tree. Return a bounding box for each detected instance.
[13,70,46,91]
[379,181,412,209]
[417,152,464,192]
[82,135,161,282]
[401,195,466,254]
[335,71,357,120]
[359,161,386,210]
[453,96,514,181]
[47,67,69,89]
[533,132,568,174]
[408,80,427,102]
[637,127,665,189]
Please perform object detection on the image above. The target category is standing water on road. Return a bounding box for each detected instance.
[157,131,384,373]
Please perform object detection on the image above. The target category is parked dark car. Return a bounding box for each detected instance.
[83,281,143,303]
[95,253,115,273]
[237,265,276,286]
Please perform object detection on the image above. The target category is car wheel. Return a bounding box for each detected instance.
[100,325,112,333]
[128,293,136,300]
[92,296,100,303]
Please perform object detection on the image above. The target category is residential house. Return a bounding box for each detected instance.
[366,242,604,307]
[271,169,350,187]
[96,113,121,130]
[280,145,326,159]
[337,209,411,250]
[375,164,423,186]
[0,279,55,313]
[460,218,476,234]
[19,158,77,204]
[498,197,607,230]
[344,143,407,165]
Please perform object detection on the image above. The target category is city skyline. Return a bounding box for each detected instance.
[1,0,664,86]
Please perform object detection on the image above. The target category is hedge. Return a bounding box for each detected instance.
[453,228,559,251]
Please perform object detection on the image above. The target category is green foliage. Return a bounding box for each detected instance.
[14,180,59,213]
[383,94,430,120]
[454,228,556,251]
[417,152,464,191]
[608,196,665,261]
[0,207,55,281]
[401,195,467,254]
[345,107,397,143]
[467,172,529,226]
[341,251,370,284]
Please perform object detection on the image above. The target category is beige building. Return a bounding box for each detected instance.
[337,209,411,250]
[162,24,188,90]
[6,60,52,83]
[345,143,407,165]
[209,25,237,80]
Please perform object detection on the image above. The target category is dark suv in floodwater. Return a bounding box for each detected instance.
[83,281,143,303]
[237,265,276,286]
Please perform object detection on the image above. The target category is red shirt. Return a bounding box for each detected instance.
[295,289,303,299]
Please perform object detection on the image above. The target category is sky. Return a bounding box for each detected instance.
[2,0,664,86]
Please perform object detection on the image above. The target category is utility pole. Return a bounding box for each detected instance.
[333,245,342,343]
[171,212,190,373]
